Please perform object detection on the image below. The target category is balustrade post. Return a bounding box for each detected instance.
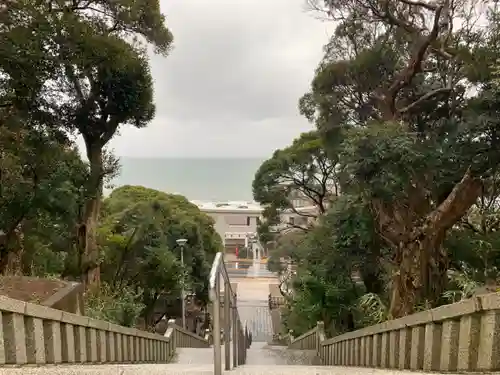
[232,297,238,368]
[238,323,243,365]
[245,327,249,362]
[224,278,231,370]
[241,327,245,364]
[317,321,324,351]
[213,274,222,375]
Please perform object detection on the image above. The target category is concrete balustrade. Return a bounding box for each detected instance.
[268,295,285,310]
[290,292,500,372]
[288,327,318,350]
[0,295,208,366]
[171,322,210,348]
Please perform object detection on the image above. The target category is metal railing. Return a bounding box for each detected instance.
[209,252,250,375]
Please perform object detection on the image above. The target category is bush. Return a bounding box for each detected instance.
[85,283,144,327]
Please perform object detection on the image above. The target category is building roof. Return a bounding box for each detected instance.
[191,200,318,215]
[191,200,264,213]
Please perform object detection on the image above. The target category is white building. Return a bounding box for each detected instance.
[191,201,263,255]
[191,199,319,256]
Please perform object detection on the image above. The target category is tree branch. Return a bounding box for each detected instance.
[461,218,482,234]
[396,0,439,11]
[427,167,482,233]
[399,87,451,113]
[382,3,444,118]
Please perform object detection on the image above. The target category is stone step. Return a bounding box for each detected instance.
[246,347,319,366]
[234,365,381,374]
[173,347,215,364]
[0,364,448,375]
[172,345,320,366]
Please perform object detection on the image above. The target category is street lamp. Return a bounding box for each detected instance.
[176,238,188,329]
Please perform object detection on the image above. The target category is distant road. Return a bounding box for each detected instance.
[226,259,275,279]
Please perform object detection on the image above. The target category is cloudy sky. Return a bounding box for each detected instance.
[79,0,334,158]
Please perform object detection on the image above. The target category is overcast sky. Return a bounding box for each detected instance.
[77,0,333,158]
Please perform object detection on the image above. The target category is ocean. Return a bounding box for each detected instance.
[107,157,265,202]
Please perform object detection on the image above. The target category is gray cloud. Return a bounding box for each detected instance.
[80,0,334,158]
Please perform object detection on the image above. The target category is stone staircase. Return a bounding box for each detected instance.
[0,344,448,375]
[2,251,500,374]
[0,344,336,374]
[172,342,318,366]
[166,344,339,375]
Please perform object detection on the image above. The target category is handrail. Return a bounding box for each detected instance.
[289,325,319,350]
[166,319,210,348]
[209,252,250,375]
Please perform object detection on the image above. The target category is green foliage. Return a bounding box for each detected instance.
[103,185,222,260]
[1,0,174,286]
[0,0,224,331]
[64,29,156,135]
[292,0,500,318]
[266,231,306,274]
[97,185,222,325]
[442,269,481,304]
[280,194,388,336]
[85,283,145,327]
[358,293,388,326]
[0,127,87,232]
[0,120,88,275]
[253,131,339,246]
[253,131,337,211]
[341,122,433,199]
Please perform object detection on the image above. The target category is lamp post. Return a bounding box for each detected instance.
[176,238,187,329]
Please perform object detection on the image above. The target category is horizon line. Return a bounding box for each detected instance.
[115,156,267,159]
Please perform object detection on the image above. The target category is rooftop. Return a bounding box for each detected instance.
[191,200,318,214]
[191,200,264,212]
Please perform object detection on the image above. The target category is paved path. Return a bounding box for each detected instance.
[173,347,228,365]
[172,342,317,366]
[226,252,275,278]
[0,363,465,374]
[238,300,273,342]
[230,266,278,343]
[235,278,277,300]
[246,342,319,365]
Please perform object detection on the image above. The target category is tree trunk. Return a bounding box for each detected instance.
[142,293,160,329]
[0,231,8,274]
[386,169,482,318]
[0,222,24,275]
[361,264,385,295]
[6,224,24,275]
[79,143,104,289]
[389,231,447,317]
[360,243,384,295]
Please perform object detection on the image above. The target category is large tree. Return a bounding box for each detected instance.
[0,119,88,274]
[98,185,222,327]
[1,0,173,287]
[253,131,340,239]
[64,37,156,287]
[301,0,500,316]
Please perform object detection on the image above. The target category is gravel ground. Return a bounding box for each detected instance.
[0,364,461,375]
